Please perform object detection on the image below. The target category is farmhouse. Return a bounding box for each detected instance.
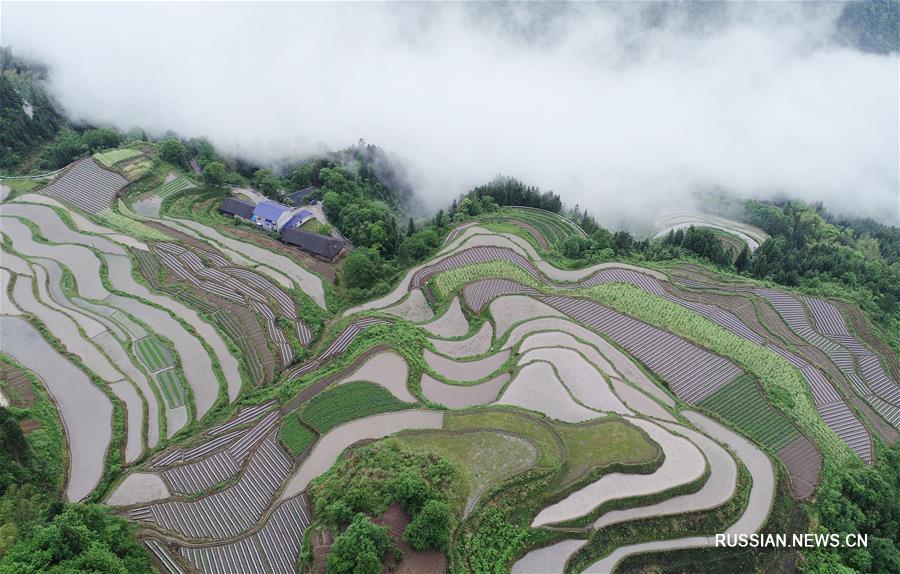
[251,200,293,231]
[281,228,344,261]
[283,186,317,206]
[219,197,255,220]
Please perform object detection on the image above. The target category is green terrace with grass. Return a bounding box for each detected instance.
[94,148,142,168]
[155,368,186,408]
[152,175,196,199]
[298,381,415,433]
[134,335,174,372]
[429,259,851,473]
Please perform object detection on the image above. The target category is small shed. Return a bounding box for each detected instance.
[281,228,344,261]
[219,197,255,220]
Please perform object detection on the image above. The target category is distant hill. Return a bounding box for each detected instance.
[0,51,63,170]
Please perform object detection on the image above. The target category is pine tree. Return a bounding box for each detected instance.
[407,217,415,236]
[734,244,751,273]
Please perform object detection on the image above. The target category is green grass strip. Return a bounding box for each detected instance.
[94,148,141,167]
[300,381,412,433]
[699,374,799,451]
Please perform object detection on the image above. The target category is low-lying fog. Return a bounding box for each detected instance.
[4,2,898,226]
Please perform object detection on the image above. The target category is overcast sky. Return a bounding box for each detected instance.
[4,2,898,226]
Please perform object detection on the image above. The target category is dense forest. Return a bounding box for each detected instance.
[0,373,150,572]
[0,71,62,171]
[804,444,900,574]
[744,201,900,342]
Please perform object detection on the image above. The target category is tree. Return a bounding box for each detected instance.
[46,131,85,168]
[407,217,415,236]
[404,499,454,552]
[326,514,392,574]
[342,249,382,290]
[203,161,227,188]
[159,138,187,167]
[253,168,281,198]
[734,244,750,272]
[318,223,333,236]
[391,471,433,514]
[81,128,120,152]
[0,504,153,573]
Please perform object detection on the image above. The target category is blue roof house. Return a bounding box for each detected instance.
[282,209,314,230]
[251,201,292,232]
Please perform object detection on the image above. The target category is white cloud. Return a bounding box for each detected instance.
[4,2,897,226]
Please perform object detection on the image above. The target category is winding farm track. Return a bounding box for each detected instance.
[653,212,769,252]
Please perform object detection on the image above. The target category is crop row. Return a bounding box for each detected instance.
[132,430,292,540]
[541,295,742,403]
[135,336,174,371]
[284,317,389,380]
[299,381,413,433]
[151,402,276,467]
[152,242,309,365]
[178,495,311,574]
[156,368,185,409]
[161,410,281,494]
[94,148,142,167]
[153,176,196,199]
[97,209,170,240]
[44,158,128,214]
[698,374,798,451]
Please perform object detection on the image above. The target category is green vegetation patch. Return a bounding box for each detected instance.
[299,381,413,433]
[583,282,851,469]
[699,374,799,451]
[298,218,320,233]
[444,408,563,469]
[280,414,316,456]
[97,207,169,241]
[399,429,538,513]
[155,368,185,408]
[0,178,41,196]
[805,443,900,573]
[93,148,141,168]
[134,336,174,371]
[551,418,662,486]
[432,260,537,301]
[152,176,195,199]
[305,439,461,570]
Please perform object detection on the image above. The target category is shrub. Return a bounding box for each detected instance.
[326,514,392,574]
[404,499,454,552]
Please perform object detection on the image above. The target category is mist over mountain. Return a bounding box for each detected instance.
[3,1,897,226]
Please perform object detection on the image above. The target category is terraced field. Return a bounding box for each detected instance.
[94,148,143,168]
[41,157,128,213]
[8,185,894,574]
[152,176,196,199]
